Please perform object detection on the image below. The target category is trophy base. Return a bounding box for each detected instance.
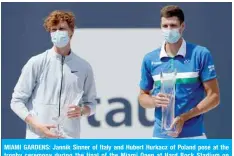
[161,129,177,135]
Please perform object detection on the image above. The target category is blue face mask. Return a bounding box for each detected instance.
[51,30,70,48]
[162,28,181,44]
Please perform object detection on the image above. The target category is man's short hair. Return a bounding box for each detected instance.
[160,5,184,24]
[44,10,75,32]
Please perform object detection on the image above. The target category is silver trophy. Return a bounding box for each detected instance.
[52,91,84,138]
[160,68,177,134]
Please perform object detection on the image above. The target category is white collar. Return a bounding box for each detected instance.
[159,38,186,59]
[48,47,74,62]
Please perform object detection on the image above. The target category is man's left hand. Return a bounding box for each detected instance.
[168,116,185,138]
[67,105,82,118]
[67,105,91,118]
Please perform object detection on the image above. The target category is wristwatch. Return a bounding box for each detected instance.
[80,105,84,117]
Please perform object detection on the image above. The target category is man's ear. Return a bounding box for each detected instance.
[70,30,74,38]
[181,22,185,32]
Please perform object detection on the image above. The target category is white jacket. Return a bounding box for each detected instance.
[10,48,97,138]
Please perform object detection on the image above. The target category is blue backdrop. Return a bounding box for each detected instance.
[1,2,232,138]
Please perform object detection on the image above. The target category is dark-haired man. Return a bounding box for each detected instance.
[138,5,220,139]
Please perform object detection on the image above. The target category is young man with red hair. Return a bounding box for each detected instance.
[11,10,97,139]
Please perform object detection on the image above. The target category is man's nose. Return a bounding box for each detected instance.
[167,26,173,30]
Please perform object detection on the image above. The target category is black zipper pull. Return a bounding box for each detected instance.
[61,56,65,65]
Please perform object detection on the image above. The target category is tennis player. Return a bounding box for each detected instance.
[10,10,97,139]
[138,5,220,139]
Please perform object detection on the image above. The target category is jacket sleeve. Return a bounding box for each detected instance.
[83,64,97,116]
[10,57,38,121]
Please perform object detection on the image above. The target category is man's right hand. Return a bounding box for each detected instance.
[25,115,63,138]
[36,124,62,138]
[152,93,170,108]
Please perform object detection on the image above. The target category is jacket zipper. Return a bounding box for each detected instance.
[58,56,65,136]
[58,56,65,117]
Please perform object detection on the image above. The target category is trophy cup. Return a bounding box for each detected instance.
[160,68,177,135]
[52,91,84,138]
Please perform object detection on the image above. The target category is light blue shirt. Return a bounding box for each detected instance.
[140,40,217,138]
